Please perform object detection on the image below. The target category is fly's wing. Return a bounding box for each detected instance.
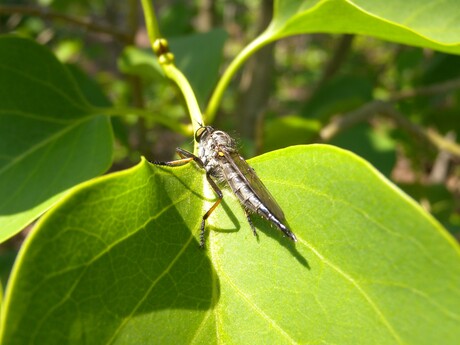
[223,151,287,222]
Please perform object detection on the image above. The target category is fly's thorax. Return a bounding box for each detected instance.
[198,128,236,178]
[210,130,235,148]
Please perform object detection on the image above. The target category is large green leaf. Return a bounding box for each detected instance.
[0,36,113,242]
[1,145,459,344]
[264,0,460,54]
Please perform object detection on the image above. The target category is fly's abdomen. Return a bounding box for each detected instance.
[220,158,296,240]
[222,160,257,208]
[223,161,277,220]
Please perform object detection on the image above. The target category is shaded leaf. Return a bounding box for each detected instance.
[1,158,214,344]
[0,36,112,242]
[65,63,112,108]
[169,29,228,107]
[1,145,459,344]
[118,46,164,81]
[66,63,129,151]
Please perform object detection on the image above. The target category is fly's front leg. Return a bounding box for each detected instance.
[153,147,206,169]
[176,148,206,167]
[153,147,203,167]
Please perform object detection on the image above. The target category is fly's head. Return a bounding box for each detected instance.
[195,125,237,183]
[195,126,235,151]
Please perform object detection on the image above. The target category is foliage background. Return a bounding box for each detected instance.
[1,0,460,343]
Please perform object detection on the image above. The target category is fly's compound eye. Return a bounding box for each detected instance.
[195,127,207,142]
[195,126,214,142]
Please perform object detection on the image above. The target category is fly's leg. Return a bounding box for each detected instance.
[153,148,201,167]
[244,209,258,238]
[174,148,224,248]
[154,147,223,248]
[199,174,223,248]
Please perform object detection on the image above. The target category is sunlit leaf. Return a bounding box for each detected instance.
[264,0,460,54]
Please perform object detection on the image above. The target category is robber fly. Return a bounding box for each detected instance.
[155,125,297,248]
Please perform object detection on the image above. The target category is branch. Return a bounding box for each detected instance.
[320,100,384,140]
[321,75,460,158]
[320,100,460,158]
[0,5,131,43]
[390,77,460,102]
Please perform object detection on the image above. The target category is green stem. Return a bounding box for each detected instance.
[162,62,203,133]
[140,1,203,151]
[204,32,272,124]
[140,0,160,44]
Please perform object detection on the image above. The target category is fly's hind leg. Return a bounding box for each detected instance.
[244,209,258,239]
[199,173,223,248]
[173,149,224,248]
[154,147,223,248]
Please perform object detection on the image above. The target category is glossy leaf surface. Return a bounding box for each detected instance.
[265,0,460,54]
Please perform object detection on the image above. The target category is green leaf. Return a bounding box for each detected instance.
[2,146,459,344]
[118,46,164,81]
[399,183,460,235]
[266,0,460,54]
[0,36,113,242]
[64,63,112,108]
